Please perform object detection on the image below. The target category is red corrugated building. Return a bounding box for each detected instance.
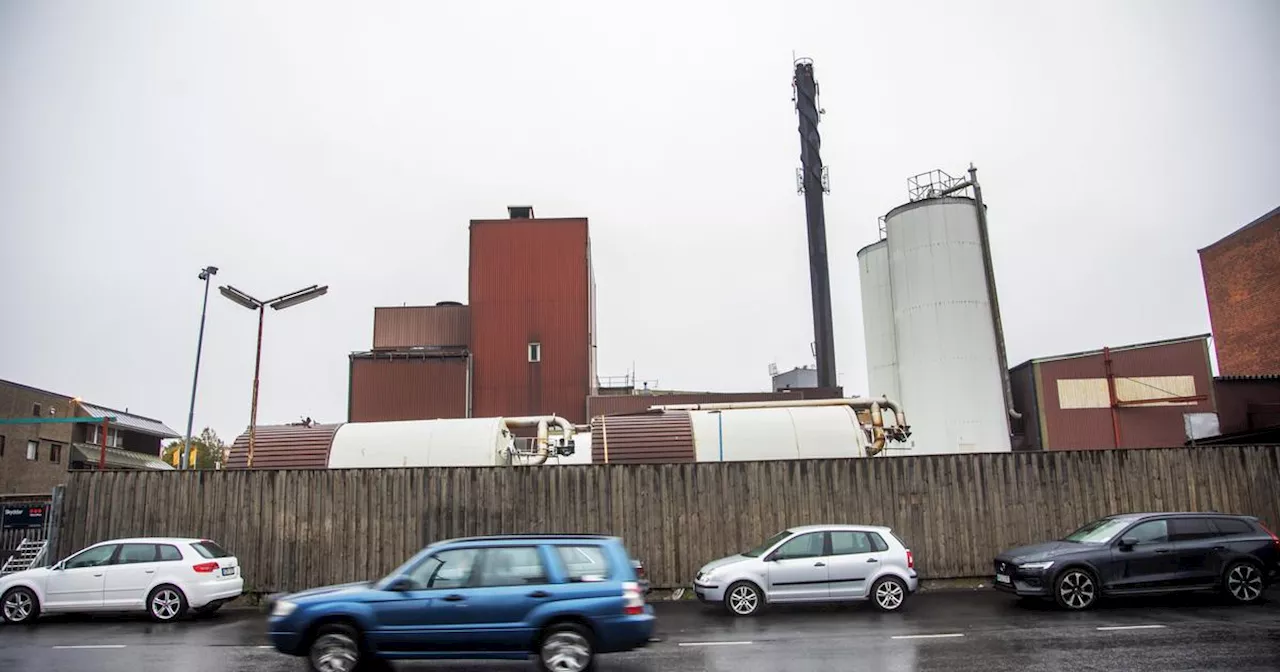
[1010,335,1215,450]
[1199,205,1280,377]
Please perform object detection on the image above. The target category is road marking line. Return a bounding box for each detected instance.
[890,633,965,640]
[678,640,754,647]
[52,645,127,649]
[1096,625,1167,631]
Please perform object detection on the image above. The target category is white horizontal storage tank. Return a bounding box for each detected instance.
[543,431,594,465]
[328,417,514,468]
[857,240,900,403]
[884,197,1010,454]
[687,406,870,461]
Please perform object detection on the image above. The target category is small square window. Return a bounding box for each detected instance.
[26,440,38,461]
[528,342,541,363]
[32,403,41,417]
[50,443,62,463]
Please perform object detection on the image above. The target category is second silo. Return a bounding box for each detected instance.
[863,169,1012,454]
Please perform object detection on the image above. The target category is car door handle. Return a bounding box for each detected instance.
[441,594,465,602]
[867,558,879,563]
[528,590,551,598]
[1155,549,1172,554]
[1213,546,1226,552]
[92,573,103,577]
[813,562,826,567]
[144,570,155,574]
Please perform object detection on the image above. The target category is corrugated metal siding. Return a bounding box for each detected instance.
[590,412,695,463]
[588,388,844,418]
[349,355,468,422]
[1213,378,1280,434]
[469,218,591,424]
[225,424,341,469]
[372,306,470,349]
[1036,337,1214,449]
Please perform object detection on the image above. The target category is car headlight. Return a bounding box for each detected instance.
[701,568,720,582]
[270,600,297,618]
[1019,561,1054,571]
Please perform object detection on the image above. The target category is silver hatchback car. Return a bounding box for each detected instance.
[693,524,919,616]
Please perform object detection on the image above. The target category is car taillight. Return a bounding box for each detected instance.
[906,550,914,569]
[1259,522,1280,549]
[193,562,219,573]
[622,581,645,616]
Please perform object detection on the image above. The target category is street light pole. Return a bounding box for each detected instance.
[182,266,218,470]
[219,283,328,468]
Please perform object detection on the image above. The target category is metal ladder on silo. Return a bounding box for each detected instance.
[1,538,48,576]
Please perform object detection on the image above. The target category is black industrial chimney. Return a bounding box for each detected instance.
[793,58,837,389]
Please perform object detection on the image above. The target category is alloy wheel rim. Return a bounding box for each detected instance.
[876,581,904,610]
[152,590,181,620]
[729,586,759,614]
[4,592,32,621]
[541,631,591,672]
[1059,571,1095,609]
[310,633,359,672]
[1228,565,1262,601]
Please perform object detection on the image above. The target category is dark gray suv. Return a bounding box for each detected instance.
[993,512,1279,610]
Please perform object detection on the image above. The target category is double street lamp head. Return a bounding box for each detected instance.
[219,285,262,311]
[218,284,328,312]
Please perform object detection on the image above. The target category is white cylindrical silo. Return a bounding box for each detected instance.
[857,240,900,403]
[687,406,870,461]
[327,417,513,468]
[884,197,1011,454]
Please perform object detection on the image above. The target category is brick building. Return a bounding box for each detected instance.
[0,379,176,495]
[1199,205,1280,376]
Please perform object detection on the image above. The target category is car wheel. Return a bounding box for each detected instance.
[1054,568,1097,611]
[2,587,39,625]
[870,576,908,612]
[308,622,370,672]
[724,581,764,617]
[147,585,188,622]
[1223,561,1265,604]
[537,622,596,672]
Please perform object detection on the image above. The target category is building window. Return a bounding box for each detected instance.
[32,403,41,417]
[50,443,62,463]
[86,425,122,448]
[528,342,541,363]
[0,435,5,457]
[26,440,38,461]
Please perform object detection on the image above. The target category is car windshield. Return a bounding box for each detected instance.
[1063,517,1132,543]
[742,530,793,558]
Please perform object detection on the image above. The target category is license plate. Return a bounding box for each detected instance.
[222,567,235,576]
[995,573,1010,584]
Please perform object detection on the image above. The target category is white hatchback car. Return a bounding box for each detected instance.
[0,537,243,624]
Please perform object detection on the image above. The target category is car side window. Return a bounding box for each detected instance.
[829,532,874,555]
[65,544,118,569]
[1125,520,1169,545]
[1169,518,1214,542]
[772,532,825,560]
[868,532,891,553]
[157,545,182,561]
[557,545,611,583]
[1211,518,1253,536]
[408,548,479,590]
[117,543,158,564]
[474,547,548,587]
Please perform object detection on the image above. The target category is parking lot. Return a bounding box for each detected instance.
[2,589,1278,671]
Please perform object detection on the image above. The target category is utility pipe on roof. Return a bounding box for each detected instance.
[503,415,574,465]
[648,397,909,430]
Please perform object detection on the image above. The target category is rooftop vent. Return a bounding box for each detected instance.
[436,300,464,307]
[508,205,535,219]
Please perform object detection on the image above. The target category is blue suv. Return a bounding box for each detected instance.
[267,535,654,672]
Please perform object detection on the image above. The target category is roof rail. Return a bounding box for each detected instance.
[443,534,615,543]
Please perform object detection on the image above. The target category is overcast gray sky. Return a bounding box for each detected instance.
[2,0,1277,442]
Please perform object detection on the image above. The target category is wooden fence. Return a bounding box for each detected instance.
[56,446,1280,594]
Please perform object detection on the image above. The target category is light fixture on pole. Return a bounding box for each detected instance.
[219,283,328,467]
[182,266,219,470]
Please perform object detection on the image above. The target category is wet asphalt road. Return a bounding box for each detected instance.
[2,589,1279,672]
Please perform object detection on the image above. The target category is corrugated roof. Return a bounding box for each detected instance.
[590,412,695,463]
[78,402,179,438]
[225,423,343,469]
[1010,334,1212,369]
[1216,374,1280,382]
[70,443,174,470]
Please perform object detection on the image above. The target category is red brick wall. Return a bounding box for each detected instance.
[1200,208,1280,376]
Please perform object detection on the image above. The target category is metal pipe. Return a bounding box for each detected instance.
[503,415,574,465]
[182,267,216,470]
[650,397,908,429]
[246,304,265,468]
[600,417,609,464]
[1104,346,1122,448]
[934,179,973,197]
[98,417,108,471]
[968,165,1022,426]
[465,351,473,418]
[717,411,724,462]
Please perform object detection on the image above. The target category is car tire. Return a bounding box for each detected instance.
[1222,561,1265,604]
[1,586,40,625]
[724,581,764,617]
[536,621,596,672]
[147,585,188,622]
[1053,568,1098,611]
[870,576,908,612]
[308,622,381,672]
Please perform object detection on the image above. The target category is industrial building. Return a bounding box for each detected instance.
[771,365,818,391]
[1009,335,1215,451]
[858,168,1015,455]
[1199,205,1280,377]
[347,206,597,425]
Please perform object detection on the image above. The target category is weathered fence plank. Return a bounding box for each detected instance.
[54,446,1280,593]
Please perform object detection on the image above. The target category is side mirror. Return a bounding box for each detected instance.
[51,561,63,571]
[386,576,415,592]
[1118,537,1138,549]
